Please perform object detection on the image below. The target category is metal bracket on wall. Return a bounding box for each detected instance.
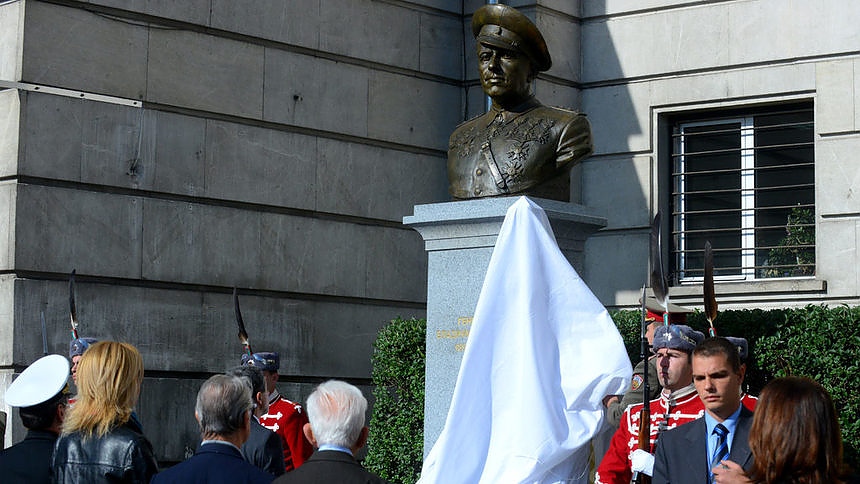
[0,80,141,108]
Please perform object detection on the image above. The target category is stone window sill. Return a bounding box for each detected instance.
[664,278,827,307]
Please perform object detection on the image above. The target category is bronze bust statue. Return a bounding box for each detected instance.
[448,4,593,201]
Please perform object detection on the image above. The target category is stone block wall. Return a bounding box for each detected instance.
[0,0,460,461]
[579,0,860,311]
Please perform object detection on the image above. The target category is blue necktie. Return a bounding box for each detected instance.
[710,423,729,482]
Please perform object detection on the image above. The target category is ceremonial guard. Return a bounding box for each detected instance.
[604,298,693,427]
[596,325,705,484]
[243,352,313,470]
[67,270,99,404]
[0,354,70,483]
[232,289,313,470]
[69,337,98,385]
[67,336,99,407]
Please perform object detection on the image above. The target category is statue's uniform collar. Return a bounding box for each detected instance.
[487,97,542,126]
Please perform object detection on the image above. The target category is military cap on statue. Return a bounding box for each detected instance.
[5,354,70,408]
[69,337,98,359]
[725,336,749,362]
[472,3,552,72]
[642,297,694,324]
[652,325,705,353]
[241,351,279,372]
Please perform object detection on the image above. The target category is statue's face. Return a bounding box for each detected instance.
[477,43,533,107]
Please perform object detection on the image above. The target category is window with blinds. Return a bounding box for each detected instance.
[671,104,815,282]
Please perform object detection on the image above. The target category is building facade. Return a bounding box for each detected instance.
[1,0,858,462]
[578,0,860,312]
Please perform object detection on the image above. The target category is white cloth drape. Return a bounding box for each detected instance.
[419,197,632,484]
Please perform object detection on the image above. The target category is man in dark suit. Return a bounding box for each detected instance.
[227,365,286,477]
[653,337,754,484]
[0,354,70,484]
[274,380,389,484]
[152,374,273,484]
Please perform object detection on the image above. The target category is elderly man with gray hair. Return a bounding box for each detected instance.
[152,374,274,484]
[273,380,389,484]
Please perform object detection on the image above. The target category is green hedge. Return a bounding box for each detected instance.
[367,305,860,482]
[611,304,860,469]
[365,317,426,484]
[752,305,860,469]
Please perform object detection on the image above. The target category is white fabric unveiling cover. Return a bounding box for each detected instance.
[419,197,632,484]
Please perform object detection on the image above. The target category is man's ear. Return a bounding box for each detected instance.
[738,363,747,382]
[303,422,318,448]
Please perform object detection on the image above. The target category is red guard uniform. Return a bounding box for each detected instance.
[740,392,758,410]
[260,389,314,471]
[595,384,703,484]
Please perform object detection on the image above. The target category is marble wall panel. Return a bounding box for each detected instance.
[147,29,264,119]
[22,2,148,99]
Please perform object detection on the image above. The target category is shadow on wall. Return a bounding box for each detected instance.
[580,2,649,305]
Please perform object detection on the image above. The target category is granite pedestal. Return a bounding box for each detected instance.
[403,196,607,455]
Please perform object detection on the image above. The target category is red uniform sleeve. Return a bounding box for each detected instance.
[595,409,635,484]
[741,393,758,411]
[281,405,314,469]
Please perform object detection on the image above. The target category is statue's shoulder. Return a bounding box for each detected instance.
[532,105,590,131]
[452,111,489,131]
[538,104,587,117]
[448,112,490,148]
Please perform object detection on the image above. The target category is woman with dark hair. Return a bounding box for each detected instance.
[715,376,852,483]
[52,341,158,483]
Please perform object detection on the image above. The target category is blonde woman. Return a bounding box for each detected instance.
[52,341,158,483]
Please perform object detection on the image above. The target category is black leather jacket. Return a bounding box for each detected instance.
[52,420,158,483]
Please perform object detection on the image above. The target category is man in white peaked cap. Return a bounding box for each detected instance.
[0,354,71,484]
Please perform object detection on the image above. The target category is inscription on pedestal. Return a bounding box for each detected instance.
[436,316,472,352]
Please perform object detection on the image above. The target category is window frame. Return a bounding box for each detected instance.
[655,98,816,286]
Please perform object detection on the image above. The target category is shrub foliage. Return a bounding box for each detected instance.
[365,317,426,484]
[752,305,860,469]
